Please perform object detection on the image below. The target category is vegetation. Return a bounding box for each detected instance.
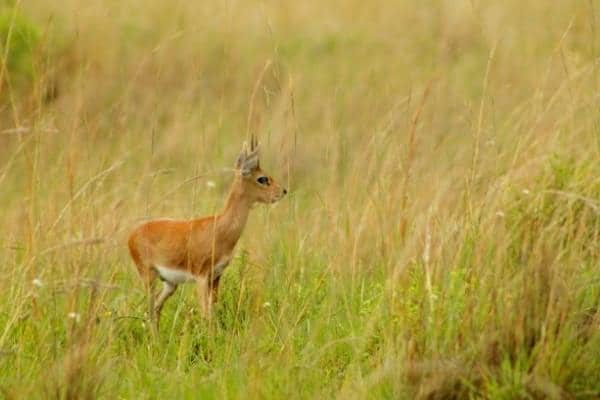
[0,0,598,398]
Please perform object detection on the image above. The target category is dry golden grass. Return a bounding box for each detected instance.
[1,0,599,398]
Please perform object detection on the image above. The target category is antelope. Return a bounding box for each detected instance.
[127,136,287,330]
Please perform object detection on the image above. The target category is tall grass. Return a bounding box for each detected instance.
[1,0,598,398]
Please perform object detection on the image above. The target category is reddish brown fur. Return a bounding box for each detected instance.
[128,142,286,331]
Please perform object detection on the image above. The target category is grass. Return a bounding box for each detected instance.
[0,0,599,398]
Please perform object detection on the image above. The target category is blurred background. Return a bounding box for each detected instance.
[0,0,598,398]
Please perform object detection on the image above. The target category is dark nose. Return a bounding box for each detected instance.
[283,188,288,195]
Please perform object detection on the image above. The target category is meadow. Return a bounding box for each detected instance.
[0,0,599,398]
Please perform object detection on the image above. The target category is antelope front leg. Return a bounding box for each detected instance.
[210,276,221,304]
[196,276,212,319]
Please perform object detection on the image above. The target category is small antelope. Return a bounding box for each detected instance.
[127,137,286,329]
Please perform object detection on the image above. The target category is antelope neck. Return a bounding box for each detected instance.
[216,177,252,245]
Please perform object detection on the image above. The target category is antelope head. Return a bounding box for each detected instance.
[234,135,287,204]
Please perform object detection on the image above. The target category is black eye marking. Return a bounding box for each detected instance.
[257,176,269,186]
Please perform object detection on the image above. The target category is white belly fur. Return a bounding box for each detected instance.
[155,265,196,284]
[155,256,231,285]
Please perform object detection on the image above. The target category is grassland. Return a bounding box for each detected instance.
[0,0,599,398]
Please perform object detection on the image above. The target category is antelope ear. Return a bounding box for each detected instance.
[235,142,249,170]
[246,142,260,162]
[241,153,259,176]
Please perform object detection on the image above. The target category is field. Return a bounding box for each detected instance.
[1,0,599,398]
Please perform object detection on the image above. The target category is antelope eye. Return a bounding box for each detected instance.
[257,176,269,185]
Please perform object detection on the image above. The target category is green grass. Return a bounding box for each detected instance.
[1,0,599,398]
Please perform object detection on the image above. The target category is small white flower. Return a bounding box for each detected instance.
[67,312,81,322]
[495,211,505,218]
[206,180,216,189]
[32,278,43,288]
[262,301,272,309]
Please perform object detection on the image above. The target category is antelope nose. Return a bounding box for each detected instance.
[283,189,288,195]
